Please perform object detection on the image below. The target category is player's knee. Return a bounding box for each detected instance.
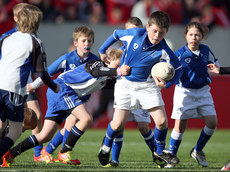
[110,121,124,131]
[82,115,93,127]
[156,120,168,130]
[38,133,53,143]
[137,123,149,135]
[205,116,218,129]
[206,121,217,129]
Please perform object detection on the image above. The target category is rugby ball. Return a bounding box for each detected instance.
[151,62,175,81]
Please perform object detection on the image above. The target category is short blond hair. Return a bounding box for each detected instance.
[17,5,43,33]
[13,3,29,17]
[107,49,123,61]
[73,26,94,43]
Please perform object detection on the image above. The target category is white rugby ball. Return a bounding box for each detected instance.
[151,62,175,81]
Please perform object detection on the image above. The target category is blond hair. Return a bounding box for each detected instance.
[125,17,143,29]
[13,3,29,17]
[107,49,123,61]
[17,5,43,33]
[73,26,94,43]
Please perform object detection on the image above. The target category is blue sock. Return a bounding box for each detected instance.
[62,129,70,148]
[154,126,168,154]
[46,131,63,154]
[142,129,155,157]
[0,137,14,157]
[34,144,43,157]
[195,126,215,151]
[111,134,123,162]
[104,122,119,148]
[169,138,182,156]
[169,129,184,156]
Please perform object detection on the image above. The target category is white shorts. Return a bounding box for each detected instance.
[128,109,151,123]
[113,77,164,110]
[171,85,216,120]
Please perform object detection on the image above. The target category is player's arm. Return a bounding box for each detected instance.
[85,60,130,77]
[208,63,230,74]
[98,34,118,55]
[47,55,66,76]
[161,50,183,88]
[99,30,127,64]
[32,38,59,93]
[219,67,230,74]
[28,52,66,91]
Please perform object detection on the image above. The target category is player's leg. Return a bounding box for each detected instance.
[58,104,92,165]
[45,115,77,156]
[190,99,217,167]
[25,93,44,161]
[137,122,156,157]
[2,119,59,167]
[0,120,8,140]
[150,106,179,167]
[195,115,217,152]
[149,106,168,155]
[98,109,130,166]
[133,109,155,158]
[169,119,187,156]
[61,115,78,148]
[190,115,217,167]
[0,90,24,160]
[105,130,124,167]
[0,120,22,156]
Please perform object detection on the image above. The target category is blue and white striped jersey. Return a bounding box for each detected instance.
[0,31,49,96]
[58,62,108,97]
[48,50,99,77]
[99,28,182,88]
[30,48,99,89]
[175,44,219,89]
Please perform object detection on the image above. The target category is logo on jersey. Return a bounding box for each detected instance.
[100,67,110,71]
[69,64,76,70]
[133,43,139,50]
[184,58,191,64]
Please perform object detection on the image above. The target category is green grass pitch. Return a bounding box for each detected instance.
[1,129,229,171]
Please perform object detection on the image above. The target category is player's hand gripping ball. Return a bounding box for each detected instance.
[151,62,175,81]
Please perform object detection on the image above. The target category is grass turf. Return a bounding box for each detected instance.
[1,129,229,171]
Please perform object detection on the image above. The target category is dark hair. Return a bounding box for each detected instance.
[148,11,170,29]
[126,17,143,28]
[185,22,209,39]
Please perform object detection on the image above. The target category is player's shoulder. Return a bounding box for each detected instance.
[114,27,145,37]
[199,44,210,51]
[59,51,78,61]
[174,45,188,57]
[128,27,146,36]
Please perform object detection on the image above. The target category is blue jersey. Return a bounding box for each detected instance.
[99,28,182,88]
[0,27,17,41]
[175,44,218,89]
[48,50,99,76]
[46,62,108,117]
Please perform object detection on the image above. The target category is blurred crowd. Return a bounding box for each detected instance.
[1,0,230,35]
